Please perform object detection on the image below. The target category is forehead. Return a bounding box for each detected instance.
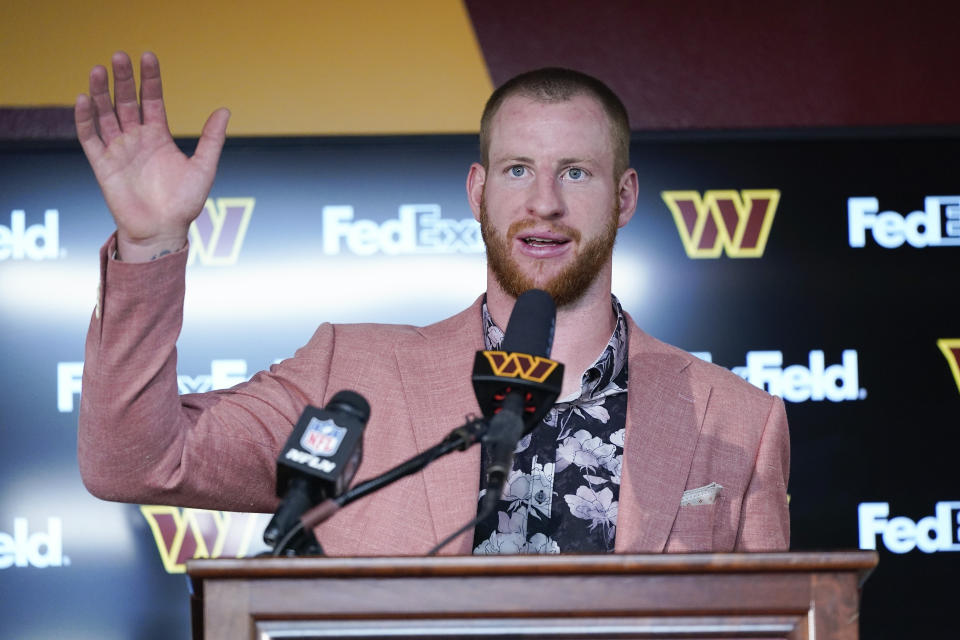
[487,93,615,164]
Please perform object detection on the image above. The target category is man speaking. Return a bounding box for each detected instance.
[75,51,789,555]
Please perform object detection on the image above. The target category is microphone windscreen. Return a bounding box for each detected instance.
[327,389,371,424]
[501,289,556,357]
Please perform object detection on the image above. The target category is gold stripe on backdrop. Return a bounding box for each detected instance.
[0,0,492,136]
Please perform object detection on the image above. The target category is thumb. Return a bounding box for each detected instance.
[193,107,230,171]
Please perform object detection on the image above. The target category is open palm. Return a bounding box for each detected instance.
[75,51,229,261]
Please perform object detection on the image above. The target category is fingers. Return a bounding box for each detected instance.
[138,51,169,129]
[193,108,231,172]
[112,51,141,130]
[74,93,104,160]
[88,63,122,144]
[84,51,166,146]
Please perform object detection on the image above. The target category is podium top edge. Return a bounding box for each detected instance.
[188,551,879,580]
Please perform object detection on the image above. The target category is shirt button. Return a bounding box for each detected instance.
[535,490,546,503]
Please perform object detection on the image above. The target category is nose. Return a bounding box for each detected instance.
[525,173,565,219]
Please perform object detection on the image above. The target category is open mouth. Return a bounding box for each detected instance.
[521,236,569,247]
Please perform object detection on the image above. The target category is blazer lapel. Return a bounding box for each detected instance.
[394,300,485,555]
[615,321,711,553]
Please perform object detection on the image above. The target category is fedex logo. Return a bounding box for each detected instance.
[733,350,864,402]
[57,362,84,413]
[187,197,254,266]
[0,210,63,261]
[859,502,960,554]
[662,190,780,258]
[322,204,482,256]
[848,195,960,248]
[693,350,865,403]
[176,359,250,394]
[57,360,251,412]
[0,517,68,569]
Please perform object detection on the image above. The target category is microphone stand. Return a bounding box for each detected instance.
[271,415,489,556]
[337,415,488,509]
[426,395,525,556]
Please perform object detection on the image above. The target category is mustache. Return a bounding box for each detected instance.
[506,218,582,242]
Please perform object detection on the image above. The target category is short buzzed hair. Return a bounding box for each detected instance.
[479,68,631,179]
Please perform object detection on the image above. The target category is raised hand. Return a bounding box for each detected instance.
[75,51,230,262]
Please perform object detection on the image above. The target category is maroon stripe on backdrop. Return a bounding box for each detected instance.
[464,0,960,130]
[0,107,76,141]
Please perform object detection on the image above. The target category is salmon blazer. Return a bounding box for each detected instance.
[79,238,790,556]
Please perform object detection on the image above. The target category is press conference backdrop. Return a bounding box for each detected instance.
[1,133,957,638]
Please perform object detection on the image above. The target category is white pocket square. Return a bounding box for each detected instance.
[680,482,723,506]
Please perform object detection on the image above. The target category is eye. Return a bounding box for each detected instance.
[509,165,527,178]
[564,167,587,181]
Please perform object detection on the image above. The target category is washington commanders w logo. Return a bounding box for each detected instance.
[938,339,960,394]
[140,506,264,573]
[187,197,255,266]
[662,189,780,258]
[483,351,559,383]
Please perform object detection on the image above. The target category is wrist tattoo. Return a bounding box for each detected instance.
[151,250,172,261]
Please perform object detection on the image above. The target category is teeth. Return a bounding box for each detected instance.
[525,237,559,246]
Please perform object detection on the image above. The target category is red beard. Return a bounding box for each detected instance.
[479,197,619,307]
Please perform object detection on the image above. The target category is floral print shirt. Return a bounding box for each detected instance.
[473,297,628,554]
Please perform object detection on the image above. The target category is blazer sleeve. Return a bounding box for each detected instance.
[77,236,333,513]
[734,395,791,551]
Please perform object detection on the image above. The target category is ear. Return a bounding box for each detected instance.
[616,168,639,228]
[466,162,486,222]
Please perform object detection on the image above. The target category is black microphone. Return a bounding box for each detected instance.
[472,289,563,434]
[263,390,370,550]
[472,290,563,509]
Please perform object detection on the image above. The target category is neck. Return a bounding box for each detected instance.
[486,269,617,398]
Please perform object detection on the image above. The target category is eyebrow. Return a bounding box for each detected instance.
[497,155,535,165]
[557,156,592,166]
[497,155,595,166]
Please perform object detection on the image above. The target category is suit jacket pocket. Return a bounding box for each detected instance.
[664,501,718,552]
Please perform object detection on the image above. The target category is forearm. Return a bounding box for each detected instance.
[78,235,191,499]
[77,235,299,512]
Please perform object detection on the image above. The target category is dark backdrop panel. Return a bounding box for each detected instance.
[1,133,957,638]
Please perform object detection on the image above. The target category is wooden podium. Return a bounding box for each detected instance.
[187,551,877,639]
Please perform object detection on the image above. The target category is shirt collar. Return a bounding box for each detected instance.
[481,295,628,402]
